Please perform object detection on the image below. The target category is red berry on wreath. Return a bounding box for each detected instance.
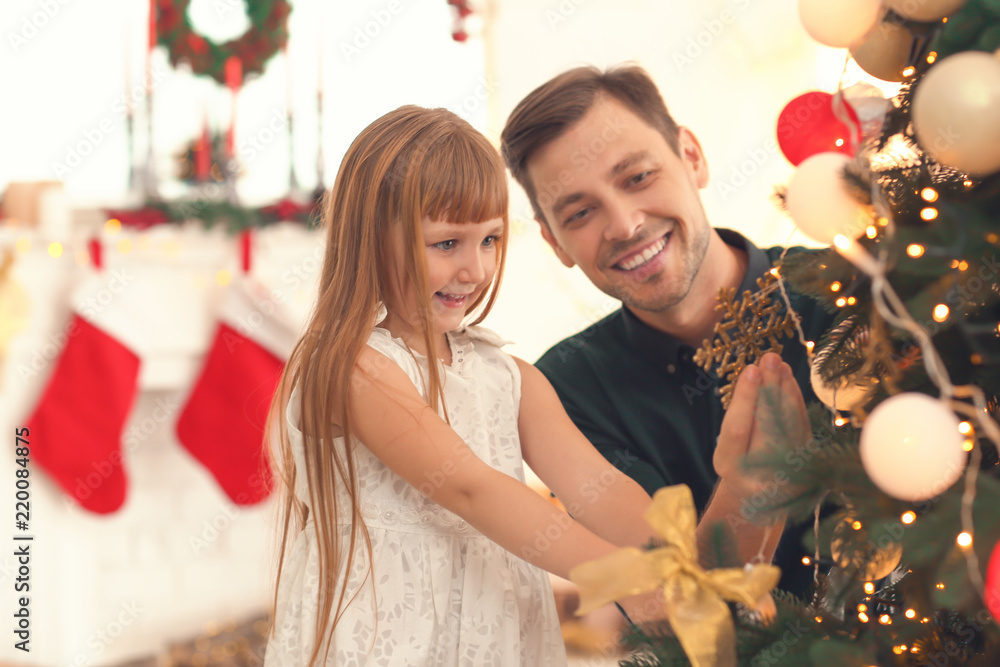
[452,30,468,42]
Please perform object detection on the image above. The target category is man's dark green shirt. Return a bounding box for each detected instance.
[535,229,835,595]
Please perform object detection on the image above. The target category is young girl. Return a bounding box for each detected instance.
[262,105,782,665]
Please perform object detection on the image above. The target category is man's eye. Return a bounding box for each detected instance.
[564,208,592,225]
[435,240,456,250]
[629,171,652,186]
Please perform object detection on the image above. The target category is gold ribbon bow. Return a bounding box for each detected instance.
[569,485,781,667]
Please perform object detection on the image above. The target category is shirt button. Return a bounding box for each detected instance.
[667,364,677,374]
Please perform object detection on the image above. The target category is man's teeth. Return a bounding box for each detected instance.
[619,236,667,271]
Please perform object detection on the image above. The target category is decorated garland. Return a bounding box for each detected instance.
[156,0,291,85]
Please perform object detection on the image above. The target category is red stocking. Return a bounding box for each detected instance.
[176,278,299,505]
[25,271,145,514]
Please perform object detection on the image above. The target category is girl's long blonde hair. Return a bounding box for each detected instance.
[267,106,509,665]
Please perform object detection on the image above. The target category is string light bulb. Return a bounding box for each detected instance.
[959,421,973,435]
[921,207,939,221]
[836,297,847,307]
[905,608,916,619]
[907,244,925,257]
[901,511,916,524]
[47,242,63,258]
[864,582,875,594]
[879,614,892,624]
[927,51,937,63]
[866,225,878,239]
[859,611,870,622]
[830,281,842,292]
[104,218,122,234]
[902,66,916,77]
[957,532,973,547]
[933,304,949,322]
[921,187,939,202]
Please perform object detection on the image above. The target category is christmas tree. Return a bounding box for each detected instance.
[575,1,1000,665]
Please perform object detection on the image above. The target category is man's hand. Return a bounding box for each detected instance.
[714,352,809,496]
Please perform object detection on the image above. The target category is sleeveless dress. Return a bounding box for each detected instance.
[264,319,567,666]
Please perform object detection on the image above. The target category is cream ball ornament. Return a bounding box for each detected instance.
[913,51,1000,176]
[830,518,903,581]
[859,392,966,502]
[785,152,871,245]
[884,0,966,22]
[810,357,872,411]
[850,20,916,82]
[797,0,883,47]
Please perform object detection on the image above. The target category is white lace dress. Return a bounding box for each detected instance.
[265,322,567,666]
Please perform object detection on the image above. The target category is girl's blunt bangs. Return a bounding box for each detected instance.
[418,129,509,226]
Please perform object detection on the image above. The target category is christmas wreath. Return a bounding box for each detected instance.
[156,0,291,85]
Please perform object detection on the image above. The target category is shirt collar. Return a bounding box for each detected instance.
[620,228,772,366]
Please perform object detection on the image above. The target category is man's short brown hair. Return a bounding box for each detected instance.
[500,64,681,224]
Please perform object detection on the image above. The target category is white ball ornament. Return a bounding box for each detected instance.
[797,0,883,48]
[785,152,871,245]
[913,51,1000,176]
[884,0,966,22]
[859,393,966,502]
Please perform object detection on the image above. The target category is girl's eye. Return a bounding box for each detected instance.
[434,240,456,251]
[482,235,500,247]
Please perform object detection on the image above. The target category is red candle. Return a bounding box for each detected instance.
[148,0,156,53]
[225,56,242,158]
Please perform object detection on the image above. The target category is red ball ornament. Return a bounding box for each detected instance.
[452,29,468,42]
[776,91,862,166]
[987,536,1000,623]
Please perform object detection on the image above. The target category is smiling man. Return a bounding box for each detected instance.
[501,65,834,596]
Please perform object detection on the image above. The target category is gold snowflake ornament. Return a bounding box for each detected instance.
[693,273,797,409]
